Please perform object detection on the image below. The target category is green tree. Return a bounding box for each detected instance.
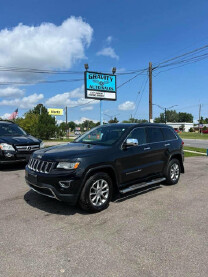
[68,121,76,132]
[37,112,56,139]
[17,104,57,140]
[80,120,98,131]
[199,117,208,124]
[108,117,119,123]
[178,112,193,123]
[154,110,179,123]
[15,113,39,136]
[122,118,148,123]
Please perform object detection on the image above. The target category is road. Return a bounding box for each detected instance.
[183,139,208,149]
[0,157,208,277]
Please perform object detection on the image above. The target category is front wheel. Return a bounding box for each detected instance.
[79,172,113,212]
[164,159,181,185]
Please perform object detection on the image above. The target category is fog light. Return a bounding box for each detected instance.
[59,181,71,189]
[5,153,14,158]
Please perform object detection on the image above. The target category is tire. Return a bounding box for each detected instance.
[79,172,113,213]
[164,159,181,185]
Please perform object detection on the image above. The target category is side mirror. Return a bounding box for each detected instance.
[124,138,139,148]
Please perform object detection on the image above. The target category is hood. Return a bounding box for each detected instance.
[33,142,111,161]
[0,135,40,145]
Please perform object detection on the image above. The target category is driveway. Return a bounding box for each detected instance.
[0,157,207,277]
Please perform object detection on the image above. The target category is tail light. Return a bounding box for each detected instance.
[182,141,184,146]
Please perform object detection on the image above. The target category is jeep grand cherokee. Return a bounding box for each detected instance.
[25,123,184,212]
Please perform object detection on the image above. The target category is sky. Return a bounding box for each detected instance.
[0,0,208,124]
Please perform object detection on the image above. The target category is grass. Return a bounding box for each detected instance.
[179,132,208,140]
[183,146,207,157]
[183,146,207,153]
[44,138,75,143]
[184,152,204,157]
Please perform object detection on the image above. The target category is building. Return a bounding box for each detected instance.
[167,122,194,132]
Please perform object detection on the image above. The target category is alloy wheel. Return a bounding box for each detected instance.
[170,163,180,181]
[89,179,109,207]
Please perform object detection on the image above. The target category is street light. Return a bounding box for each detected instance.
[153,104,178,124]
[112,67,116,75]
[104,113,120,121]
[84,64,89,71]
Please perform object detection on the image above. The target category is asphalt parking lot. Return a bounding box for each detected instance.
[0,157,208,277]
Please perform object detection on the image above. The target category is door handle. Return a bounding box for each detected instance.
[144,147,151,150]
[165,143,170,147]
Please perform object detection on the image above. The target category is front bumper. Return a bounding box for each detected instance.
[25,167,82,205]
[0,152,32,164]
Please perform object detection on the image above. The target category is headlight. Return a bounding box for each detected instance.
[0,143,15,151]
[57,162,80,170]
[40,142,45,149]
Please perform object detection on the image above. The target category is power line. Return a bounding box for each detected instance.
[69,100,97,109]
[133,76,148,118]
[154,44,208,68]
[117,69,148,89]
[0,78,84,86]
[0,64,148,76]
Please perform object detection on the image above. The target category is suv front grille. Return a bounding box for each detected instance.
[16,145,40,152]
[28,158,54,173]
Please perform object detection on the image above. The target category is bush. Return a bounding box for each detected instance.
[189,128,194,132]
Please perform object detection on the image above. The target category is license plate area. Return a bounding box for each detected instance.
[27,172,37,184]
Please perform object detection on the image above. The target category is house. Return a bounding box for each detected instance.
[167,122,194,132]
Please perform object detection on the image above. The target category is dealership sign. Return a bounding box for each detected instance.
[48,108,63,116]
[84,71,116,101]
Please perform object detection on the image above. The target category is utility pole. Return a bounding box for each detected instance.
[164,108,167,124]
[149,62,153,122]
[65,106,68,136]
[199,104,201,123]
[100,101,103,125]
[199,104,202,134]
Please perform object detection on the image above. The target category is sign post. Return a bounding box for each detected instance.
[84,71,117,125]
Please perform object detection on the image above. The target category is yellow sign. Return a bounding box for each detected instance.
[48,108,63,116]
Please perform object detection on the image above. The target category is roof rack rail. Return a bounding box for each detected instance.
[0,119,15,124]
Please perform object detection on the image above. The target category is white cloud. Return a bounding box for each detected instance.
[81,106,93,111]
[56,119,64,125]
[45,86,99,108]
[0,17,93,82]
[96,47,119,60]
[0,93,44,109]
[0,87,24,98]
[0,113,11,119]
[74,117,99,124]
[46,87,84,107]
[106,36,113,44]
[118,101,135,111]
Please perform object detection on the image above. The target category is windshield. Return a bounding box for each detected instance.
[0,123,27,137]
[75,125,127,146]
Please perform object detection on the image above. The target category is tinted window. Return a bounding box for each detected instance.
[0,123,27,137]
[127,127,146,145]
[161,128,177,141]
[75,125,127,146]
[146,127,164,143]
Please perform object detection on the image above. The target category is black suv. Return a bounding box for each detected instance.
[0,120,43,164]
[25,123,184,212]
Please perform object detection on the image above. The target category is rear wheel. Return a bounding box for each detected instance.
[79,172,113,212]
[164,159,181,185]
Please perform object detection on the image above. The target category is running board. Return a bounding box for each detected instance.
[119,177,166,194]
